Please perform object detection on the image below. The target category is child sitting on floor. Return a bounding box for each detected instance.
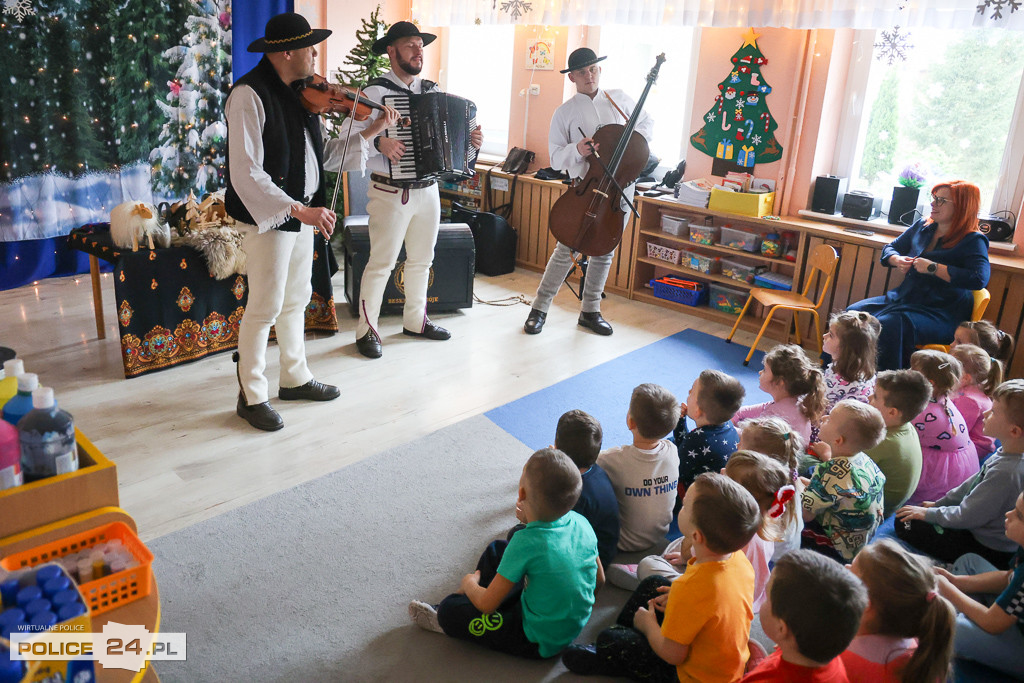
[408,448,603,659]
[952,319,1015,368]
[556,409,620,569]
[801,400,887,562]
[598,383,680,552]
[905,349,979,505]
[563,473,761,683]
[951,343,1002,460]
[621,451,793,613]
[733,344,826,445]
[741,550,868,682]
[896,378,1024,568]
[841,539,955,683]
[933,489,1024,678]
[865,369,932,518]
[738,416,805,557]
[673,369,744,495]
[813,311,881,442]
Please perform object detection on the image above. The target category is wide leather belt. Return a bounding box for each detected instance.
[370,173,436,190]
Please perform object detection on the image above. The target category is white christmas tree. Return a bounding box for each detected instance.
[150,0,231,197]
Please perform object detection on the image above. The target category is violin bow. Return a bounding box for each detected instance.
[329,80,368,213]
[578,127,640,220]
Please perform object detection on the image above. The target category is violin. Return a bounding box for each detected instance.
[294,74,410,126]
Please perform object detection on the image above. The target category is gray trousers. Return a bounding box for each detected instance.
[532,241,613,314]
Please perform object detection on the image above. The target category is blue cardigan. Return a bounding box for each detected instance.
[878,219,990,323]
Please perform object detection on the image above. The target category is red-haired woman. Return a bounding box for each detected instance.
[847,181,990,371]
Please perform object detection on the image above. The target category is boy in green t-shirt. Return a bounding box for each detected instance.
[408,448,604,659]
[866,369,932,517]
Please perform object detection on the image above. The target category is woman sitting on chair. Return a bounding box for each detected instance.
[847,180,990,371]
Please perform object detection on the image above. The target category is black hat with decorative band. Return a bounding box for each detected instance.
[247,12,332,53]
[371,21,437,55]
[561,47,607,74]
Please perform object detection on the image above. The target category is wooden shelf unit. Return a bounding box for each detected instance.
[630,197,807,339]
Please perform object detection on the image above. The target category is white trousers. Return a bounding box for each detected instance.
[356,181,441,338]
[236,224,315,405]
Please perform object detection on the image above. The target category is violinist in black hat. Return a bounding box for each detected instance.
[225,12,400,431]
[523,47,654,337]
[349,21,483,360]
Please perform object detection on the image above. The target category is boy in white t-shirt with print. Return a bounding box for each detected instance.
[598,383,681,552]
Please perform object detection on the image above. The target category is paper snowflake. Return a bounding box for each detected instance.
[977,0,1022,19]
[2,0,36,22]
[874,26,913,65]
[499,0,532,19]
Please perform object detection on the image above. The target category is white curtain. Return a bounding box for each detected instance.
[412,0,1024,30]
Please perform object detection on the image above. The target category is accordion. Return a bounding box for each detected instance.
[382,92,478,183]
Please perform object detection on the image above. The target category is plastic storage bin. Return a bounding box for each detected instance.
[1,521,154,616]
[686,251,721,274]
[709,283,749,315]
[660,214,689,237]
[719,226,762,252]
[720,257,763,284]
[650,278,707,306]
[688,224,719,246]
[753,271,794,291]
[646,242,681,264]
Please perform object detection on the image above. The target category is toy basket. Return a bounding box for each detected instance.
[650,278,707,306]
[0,521,153,616]
[646,242,681,264]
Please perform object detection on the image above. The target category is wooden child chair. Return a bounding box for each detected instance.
[918,288,991,352]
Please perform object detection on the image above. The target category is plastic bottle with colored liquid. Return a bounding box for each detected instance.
[0,418,19,490]
[0,359,23,408]
[2,373,37,427]
[18,387,77,482]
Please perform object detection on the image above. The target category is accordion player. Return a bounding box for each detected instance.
[381,92,479,183]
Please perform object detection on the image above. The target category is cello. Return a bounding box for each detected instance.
[548,54,666,257]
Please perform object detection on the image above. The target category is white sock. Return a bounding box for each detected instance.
[408,600,443,633]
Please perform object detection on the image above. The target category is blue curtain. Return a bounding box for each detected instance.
[232,0,292,80]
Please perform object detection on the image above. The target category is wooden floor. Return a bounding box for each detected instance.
[1,268,768,542]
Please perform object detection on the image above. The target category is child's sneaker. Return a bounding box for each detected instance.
[408,600,443,633]
[606,563,640,590]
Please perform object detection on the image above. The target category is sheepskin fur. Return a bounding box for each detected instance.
[176,227,246,280]
[110,201,171,251]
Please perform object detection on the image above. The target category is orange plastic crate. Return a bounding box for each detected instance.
[0,521,153,616]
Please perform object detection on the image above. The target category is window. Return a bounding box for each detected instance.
[444,25,515,158]
[597,25,699,175]
[848,28,1024,216]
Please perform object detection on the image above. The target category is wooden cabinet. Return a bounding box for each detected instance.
[630,196,806,335]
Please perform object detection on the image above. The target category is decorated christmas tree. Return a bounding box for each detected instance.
[150,0,231,197]
[689,28,783,172]
[334,5,390,87]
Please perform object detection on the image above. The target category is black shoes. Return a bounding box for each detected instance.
[578,311,613,336]
[236,393,283,432]
[403,320,451,340]
[524,308,546,334]
[356,329,383,359]
[279,379,340,401]
[562,644,601,675]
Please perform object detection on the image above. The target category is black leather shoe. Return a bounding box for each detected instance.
[524,308,546,335]
[578,311,613,336]
[562,644,601,675]
[279,379,340,401]
[236,393,283,431]
[356,330,382,359]
[403,320,451,340]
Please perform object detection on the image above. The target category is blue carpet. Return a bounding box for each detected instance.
[487,328,768,451]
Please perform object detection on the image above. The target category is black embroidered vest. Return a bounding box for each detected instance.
[224,56,326,232]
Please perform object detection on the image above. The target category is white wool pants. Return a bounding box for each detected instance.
[356,181,441,337]
[532,241,613,314]
[236,224,315,405]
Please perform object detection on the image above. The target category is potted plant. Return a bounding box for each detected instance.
[889,163,926,225]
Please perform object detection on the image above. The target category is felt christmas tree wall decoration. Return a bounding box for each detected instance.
[689,28,783,172]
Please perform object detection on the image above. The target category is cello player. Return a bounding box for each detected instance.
[524,48,654,336]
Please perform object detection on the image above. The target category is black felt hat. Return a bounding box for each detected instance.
[561,47,607,74]
[247,13,332,53]
[371,21,437,55]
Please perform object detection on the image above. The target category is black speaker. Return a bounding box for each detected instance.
[842,191,882,221]
[811,175,848,214]
[888,187,923,226]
